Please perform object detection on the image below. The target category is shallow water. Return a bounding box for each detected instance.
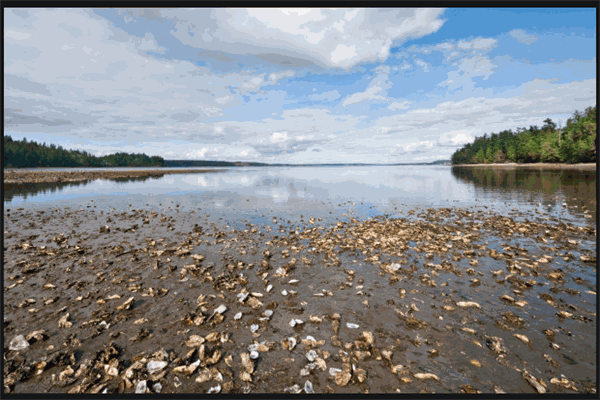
[3,166,596,226]
[2,166,597,394]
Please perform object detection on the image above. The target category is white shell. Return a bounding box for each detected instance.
[9,335,29,351]
[214,305,227,314]
[135,380,147,394]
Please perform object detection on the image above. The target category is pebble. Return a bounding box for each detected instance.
[346,323,360,329]
[306,350,317,362]
[282,289,288,296]
[266,284,273,292]
[234,312,243,320]
[250,351,259,360]
[251,324,259,333]
[289,319,303,327]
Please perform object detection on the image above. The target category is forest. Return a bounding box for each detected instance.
[451,105,597,165]
[3,136,165,168]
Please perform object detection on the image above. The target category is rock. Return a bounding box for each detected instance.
[306,350,317,362]
[346,323,359,329]
[470,359,481,368]
[234,312,243,320]
[250,351,259,360]
[153,382,162,393]
[9,335,30,351]
[251,324,259,333]
[493,385,506,394]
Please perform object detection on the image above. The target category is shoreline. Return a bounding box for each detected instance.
[2,203,596,394]
[451,163,596,169]
[3,168,225,184]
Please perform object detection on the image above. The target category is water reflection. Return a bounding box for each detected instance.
[3,174,167,202]
[451,166,596,221]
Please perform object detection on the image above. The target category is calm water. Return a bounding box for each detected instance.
[3,166,596,226]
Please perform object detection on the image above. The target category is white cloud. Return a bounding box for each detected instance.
[342,65,391,106]
[438,130,475,147]
[5,28,31,41]
[309,90,341,102]
[396,140,435,153]
[509,29,538,45]
[136,8,446,69]
[439,54,496,91]
[270,131,289,143]
[388,101,411,110]
[267,70,296,84]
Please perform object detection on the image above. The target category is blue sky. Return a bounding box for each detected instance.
[4,8,596,163]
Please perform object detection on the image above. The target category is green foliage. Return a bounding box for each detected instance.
[451,105,596,164]
[4,136,165,168]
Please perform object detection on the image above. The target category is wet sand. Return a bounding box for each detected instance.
[452,163,596,169]
[3,169,224,184]
[3,203,597,394]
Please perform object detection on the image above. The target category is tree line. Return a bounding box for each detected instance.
[451,105,597,165]
[3,135,165,168]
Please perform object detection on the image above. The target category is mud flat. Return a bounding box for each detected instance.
[3,169,224,185]
[452,163,596,169]
[3,203,597,394]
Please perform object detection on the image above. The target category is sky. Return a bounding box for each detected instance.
[4,8,597,164]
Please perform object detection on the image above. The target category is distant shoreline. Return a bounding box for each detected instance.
[3,168,224,184]
[452,162,596,169]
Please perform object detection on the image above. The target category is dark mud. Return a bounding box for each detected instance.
[3,203,596,394]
